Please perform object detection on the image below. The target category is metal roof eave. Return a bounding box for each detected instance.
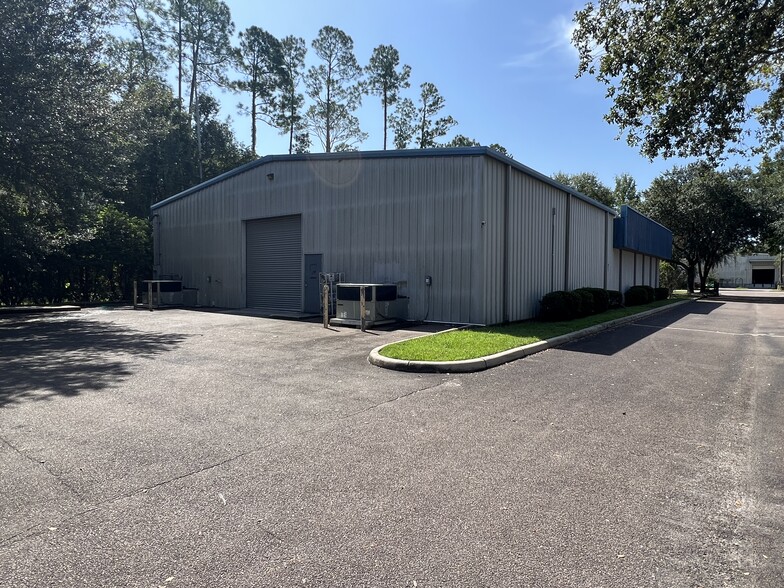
[150,147,618,216]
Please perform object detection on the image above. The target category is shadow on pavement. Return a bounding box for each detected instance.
[709,294,783,305]
[0,316,188,407]
[564,300,723,357]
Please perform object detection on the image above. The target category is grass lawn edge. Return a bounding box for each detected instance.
[369,299,693,373]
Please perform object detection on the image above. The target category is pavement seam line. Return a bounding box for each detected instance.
[0,439,285,548]
[340,381,447,419]
[1,380,445,547]
[0,435,84,501]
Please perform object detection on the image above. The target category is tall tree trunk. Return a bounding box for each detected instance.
[419,98,427,148]
[288,112,294,154]
[251,88,257,155]
[177,1,182,109]
[382,85,388,150]
[685,264,696,294]
[325,62,332,152]
[195,89,203,181]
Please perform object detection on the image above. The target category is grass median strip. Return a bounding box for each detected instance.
[379,299,684,362]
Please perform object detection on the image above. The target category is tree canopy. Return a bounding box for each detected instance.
[552,172,615,208]
[0,1,495,305]
[573,0,784,160]
[642,163,764,292]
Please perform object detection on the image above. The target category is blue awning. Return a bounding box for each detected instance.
[613,205,672,259]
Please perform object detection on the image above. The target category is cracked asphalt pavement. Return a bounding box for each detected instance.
[1,291,783,587]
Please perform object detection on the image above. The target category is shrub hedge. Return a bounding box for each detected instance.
[654,287,670,301]
[624,285,651,306]
[541,287,620,320]
[574,289,594,316]
[576,287,610,314]
[541,284,664,320]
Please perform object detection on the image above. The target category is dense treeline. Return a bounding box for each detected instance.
[0,0,496,305]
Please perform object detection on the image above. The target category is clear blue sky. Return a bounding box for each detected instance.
[218,0,753,191]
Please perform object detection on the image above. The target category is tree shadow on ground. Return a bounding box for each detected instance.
[0,315,188,407]
[563,299,723,357]
[710,294,783,305]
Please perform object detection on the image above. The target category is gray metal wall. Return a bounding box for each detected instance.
[154,155,486,323]
[480,158,614,324]
[154,151,624,325]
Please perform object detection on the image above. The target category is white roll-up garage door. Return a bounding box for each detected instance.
[246,215,302,310]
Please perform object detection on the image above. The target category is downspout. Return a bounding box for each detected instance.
[502,164,511,323]
[564,194,572,290]
[603,212,609,290]
[550,207,556,292]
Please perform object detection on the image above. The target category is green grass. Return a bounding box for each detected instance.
[379,298,684,362]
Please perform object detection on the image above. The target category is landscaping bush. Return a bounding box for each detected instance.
[641,285,655,302]
[607,290,623,308]
[540,290,584,320]
[654,287,670,301]
[573,288,595,316]
[625,285,651,306]
[576,287,610,314]
[540,290,571,321]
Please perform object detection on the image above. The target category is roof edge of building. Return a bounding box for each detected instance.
[150,147,617,215]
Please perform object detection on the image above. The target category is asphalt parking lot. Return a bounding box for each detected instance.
[1,292,783,587]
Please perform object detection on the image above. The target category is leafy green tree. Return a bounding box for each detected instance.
[552,172,614,208]
[161,0,235,178]
[659,261,686,292]
[365,45,411,150]
[0,0,118,304]
[197,94,255,179]
[304,26,366,152]
[110,0,165,88]
[444,134,480,147]
[276,35,309,154]
[390,97,416,149]
[642,163,763,292]
[414,82,456,148]
[236,26,284,155]
[753,150,784,253]
[109,80,198,217]
[573,0,784,159]
[1,0,116,199]
[69,205,152,301]
[613,173,640,207]
[442,136,513,158]
[489,143,513,158]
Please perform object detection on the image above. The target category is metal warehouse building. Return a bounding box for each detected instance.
[151,147,671,325]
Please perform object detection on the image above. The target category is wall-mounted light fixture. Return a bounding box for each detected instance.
[266,173,275,181]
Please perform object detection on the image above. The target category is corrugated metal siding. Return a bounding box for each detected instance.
[482,158,611,324]
[246,215,302,310]
[501,165,567,322]
[614,205,672,259]
[155,155,483,323]
[568,199,609,290]
[156,152,621,324]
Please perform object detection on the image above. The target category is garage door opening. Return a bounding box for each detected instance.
[246,215,302,311]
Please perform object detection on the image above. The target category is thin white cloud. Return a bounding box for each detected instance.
[503,14,578,68]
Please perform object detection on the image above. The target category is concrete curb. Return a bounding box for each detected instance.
[368,299,693,373]
[0,305,81,316]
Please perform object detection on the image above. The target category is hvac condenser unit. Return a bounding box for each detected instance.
[331,283,408,328]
